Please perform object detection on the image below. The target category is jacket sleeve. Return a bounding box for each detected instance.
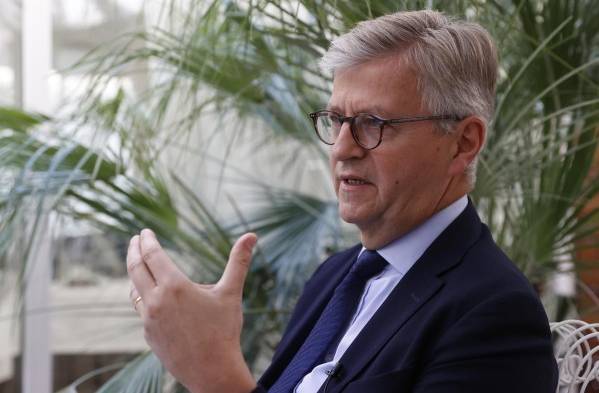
[412,290,558,393]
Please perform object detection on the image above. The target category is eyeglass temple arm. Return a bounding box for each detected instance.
[387,115,462,125]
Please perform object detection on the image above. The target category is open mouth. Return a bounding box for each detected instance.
[339,175,371,186]
[344,179,368,185]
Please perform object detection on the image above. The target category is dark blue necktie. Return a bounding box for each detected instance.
[269,250,388,393]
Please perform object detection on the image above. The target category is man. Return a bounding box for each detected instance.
[126,10,558,393]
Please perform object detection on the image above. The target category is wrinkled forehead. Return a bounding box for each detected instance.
[328,56,424,116]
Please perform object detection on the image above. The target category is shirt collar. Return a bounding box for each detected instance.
[372,195,468,275]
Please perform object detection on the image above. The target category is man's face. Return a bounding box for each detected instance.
[328,56,458,247]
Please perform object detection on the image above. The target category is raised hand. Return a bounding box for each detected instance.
[127,228,258,393]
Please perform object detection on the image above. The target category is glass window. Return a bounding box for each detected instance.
[0,1,21,106]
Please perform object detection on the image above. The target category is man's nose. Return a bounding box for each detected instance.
[331,122,366,161]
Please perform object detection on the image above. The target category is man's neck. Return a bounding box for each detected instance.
[359,184,469,249]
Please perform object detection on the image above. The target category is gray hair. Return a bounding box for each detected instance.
[321,10,498,187]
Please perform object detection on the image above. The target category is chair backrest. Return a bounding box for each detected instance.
[551,320,599,392]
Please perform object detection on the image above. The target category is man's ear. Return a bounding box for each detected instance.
[448,116,486,177]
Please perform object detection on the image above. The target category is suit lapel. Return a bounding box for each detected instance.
[323,200,483,392]
[324,260,443,392]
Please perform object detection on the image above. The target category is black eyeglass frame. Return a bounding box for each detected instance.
[308,110,463,150]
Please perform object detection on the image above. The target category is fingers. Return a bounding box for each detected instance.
[131,229,255,301]
[127,235,156,297]
[217,233,257,297]
[139,228,186,285]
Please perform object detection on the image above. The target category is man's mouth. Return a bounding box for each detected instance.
[339,175,371,186]
[345,179,368,185]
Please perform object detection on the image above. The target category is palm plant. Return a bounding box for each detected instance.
[1,0,598,391]
[471,0,599,311]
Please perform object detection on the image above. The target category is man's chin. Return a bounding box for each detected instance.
[338,208,364,225]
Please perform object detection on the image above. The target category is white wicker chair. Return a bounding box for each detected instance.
[551,320,599,392]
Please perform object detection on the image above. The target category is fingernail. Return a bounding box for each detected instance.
[141,228,154,238]
[248,234,257,248]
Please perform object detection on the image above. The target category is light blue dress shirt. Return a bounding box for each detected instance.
[295,195,468,392]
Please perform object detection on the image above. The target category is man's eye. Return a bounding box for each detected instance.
[359,116,381,129]
[328,115,342,126]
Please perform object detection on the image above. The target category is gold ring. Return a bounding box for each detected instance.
[133,296,142,309]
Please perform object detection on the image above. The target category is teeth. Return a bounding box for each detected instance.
[346,179,366,185]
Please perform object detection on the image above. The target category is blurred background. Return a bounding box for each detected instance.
[1,0,598,392]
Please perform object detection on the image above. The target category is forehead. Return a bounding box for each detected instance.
[328,56,423,116]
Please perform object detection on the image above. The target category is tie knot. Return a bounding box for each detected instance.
[351,249,387,280]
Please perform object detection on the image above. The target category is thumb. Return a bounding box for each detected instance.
[218,233,258,297]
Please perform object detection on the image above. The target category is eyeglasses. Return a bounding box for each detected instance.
[308,110,462,150]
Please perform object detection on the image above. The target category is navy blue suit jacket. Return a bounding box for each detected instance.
[255,201,558,392]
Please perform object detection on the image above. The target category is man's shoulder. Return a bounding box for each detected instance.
[463,225,535,288]
[439,223,541,310]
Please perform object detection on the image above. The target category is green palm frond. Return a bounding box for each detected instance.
[0,107,48,131]
[471,0,599,285]
[94,352,163,393]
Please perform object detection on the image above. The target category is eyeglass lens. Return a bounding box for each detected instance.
[315,113,381,149]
